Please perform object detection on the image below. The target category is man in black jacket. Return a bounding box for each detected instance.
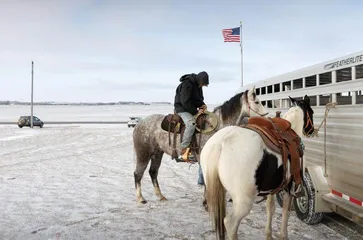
[174,71,209,162]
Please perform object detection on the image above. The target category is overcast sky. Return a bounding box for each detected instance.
[1,0,362,104]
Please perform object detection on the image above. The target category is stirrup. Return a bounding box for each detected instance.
[176,148,197,163]
[290,182,303,198]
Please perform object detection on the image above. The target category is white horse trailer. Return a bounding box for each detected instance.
[238,50,363,226]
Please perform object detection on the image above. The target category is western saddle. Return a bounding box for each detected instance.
[240,111,304,197]
[161,111,219,161]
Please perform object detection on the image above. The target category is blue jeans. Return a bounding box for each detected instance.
[198,164,205,185]
[178,112,196,149]
[178,112,204,184]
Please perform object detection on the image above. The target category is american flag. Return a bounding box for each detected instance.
[222,27,240,42]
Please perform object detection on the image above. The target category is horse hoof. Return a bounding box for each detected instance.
[137,199,147,204]
[203,201,208,212]
[265,235,274,240]
[160,197,167,201]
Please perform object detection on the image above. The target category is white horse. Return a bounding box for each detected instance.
[200,95,315,240]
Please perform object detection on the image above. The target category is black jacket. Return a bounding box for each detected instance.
[174,74,205,115]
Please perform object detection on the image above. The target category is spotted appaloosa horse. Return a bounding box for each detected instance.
[132,86,268,204]
[201,95,315,240]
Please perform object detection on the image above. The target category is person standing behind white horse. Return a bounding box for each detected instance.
[173,71,209,163]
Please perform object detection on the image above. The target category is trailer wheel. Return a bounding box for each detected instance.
[293,171,324,225]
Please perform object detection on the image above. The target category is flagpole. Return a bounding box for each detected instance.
[31,61,34,128]
[240,21,243,87]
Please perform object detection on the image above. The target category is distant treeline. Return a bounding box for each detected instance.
[0,101,171,106]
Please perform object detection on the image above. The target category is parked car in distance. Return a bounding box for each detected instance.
[18,116,44,128]
[127,117,141,128]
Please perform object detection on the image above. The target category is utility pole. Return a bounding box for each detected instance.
[31,61,34,128]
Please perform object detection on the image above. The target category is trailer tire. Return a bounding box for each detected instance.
[293,171,324,225]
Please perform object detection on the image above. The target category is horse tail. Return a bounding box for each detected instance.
[205,143,226,240]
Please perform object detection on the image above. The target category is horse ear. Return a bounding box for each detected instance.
[304,95,310,105]
[248,86,256,99]
[289,96,297,105]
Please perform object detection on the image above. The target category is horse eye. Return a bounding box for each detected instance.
[255,101,259,104]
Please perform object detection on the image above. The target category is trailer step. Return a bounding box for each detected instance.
[322,193,363,226]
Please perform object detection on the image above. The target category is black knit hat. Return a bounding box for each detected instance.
[196,71,209,86]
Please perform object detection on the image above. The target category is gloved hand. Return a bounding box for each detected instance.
[197,105,207,115]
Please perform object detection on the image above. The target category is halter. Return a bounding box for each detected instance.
[248,100,269,117]
[303,110,314,137]
[236,99,269,125]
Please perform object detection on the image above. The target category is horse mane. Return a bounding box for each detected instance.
[214,90,247,121]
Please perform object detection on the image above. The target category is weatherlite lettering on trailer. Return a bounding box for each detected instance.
[324,54,363,70]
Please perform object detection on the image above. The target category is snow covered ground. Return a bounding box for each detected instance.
[0,105,358,239]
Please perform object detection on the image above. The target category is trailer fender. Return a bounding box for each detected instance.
[305,165,332,213]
